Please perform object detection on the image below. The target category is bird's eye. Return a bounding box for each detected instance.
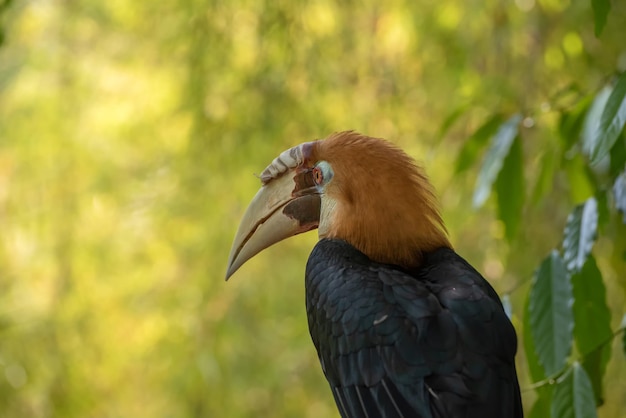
[313,166,324,185]
[312,161,333,187]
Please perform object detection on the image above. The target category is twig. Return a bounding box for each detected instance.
[524,324,626,391]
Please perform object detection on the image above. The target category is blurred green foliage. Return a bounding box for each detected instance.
[0,0,625,417]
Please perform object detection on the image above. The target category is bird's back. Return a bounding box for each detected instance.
[305,238,523,418]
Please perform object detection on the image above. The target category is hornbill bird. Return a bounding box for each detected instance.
[225,131,523,418]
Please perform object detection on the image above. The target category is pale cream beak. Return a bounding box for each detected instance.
[225,169,320,280]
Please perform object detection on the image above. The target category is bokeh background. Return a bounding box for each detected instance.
[1,0,625,417]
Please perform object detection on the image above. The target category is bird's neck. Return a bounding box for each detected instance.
[321,193,451,269]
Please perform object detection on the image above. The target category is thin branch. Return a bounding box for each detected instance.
[523,323,626,392]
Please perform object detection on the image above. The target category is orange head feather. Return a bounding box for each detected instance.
[312,131,451,269]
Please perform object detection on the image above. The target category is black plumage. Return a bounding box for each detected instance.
[225,133,524,417]
[306,238,523,418]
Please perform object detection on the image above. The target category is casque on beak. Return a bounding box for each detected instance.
[225,166,321,280]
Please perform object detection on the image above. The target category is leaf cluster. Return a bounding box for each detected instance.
[451,68,626,417]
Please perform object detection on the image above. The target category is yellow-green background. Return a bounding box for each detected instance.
[1,0,625,416]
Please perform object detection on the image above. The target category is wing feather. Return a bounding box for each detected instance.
[306,239,523,418]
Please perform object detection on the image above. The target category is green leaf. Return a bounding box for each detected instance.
[529,251,573,376]
[582,348,608,406]
[582,86,611,161]
[563,197,599,272]
[524,296,546,383]
[571,364,599,417]
[591,0,611,37]
[572,256,612,354]
[571,256,612,404]
[495,136,524,241]
[455,113,503,174]
[614,168,626,223]
[551,363,598,418]
[590,72,626,165]
[532,150,558,204]
[473,114,523,208]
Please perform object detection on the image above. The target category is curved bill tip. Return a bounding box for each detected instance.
[224,171,320,281]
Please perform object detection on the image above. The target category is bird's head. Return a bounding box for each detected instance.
[225,131,451,279]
